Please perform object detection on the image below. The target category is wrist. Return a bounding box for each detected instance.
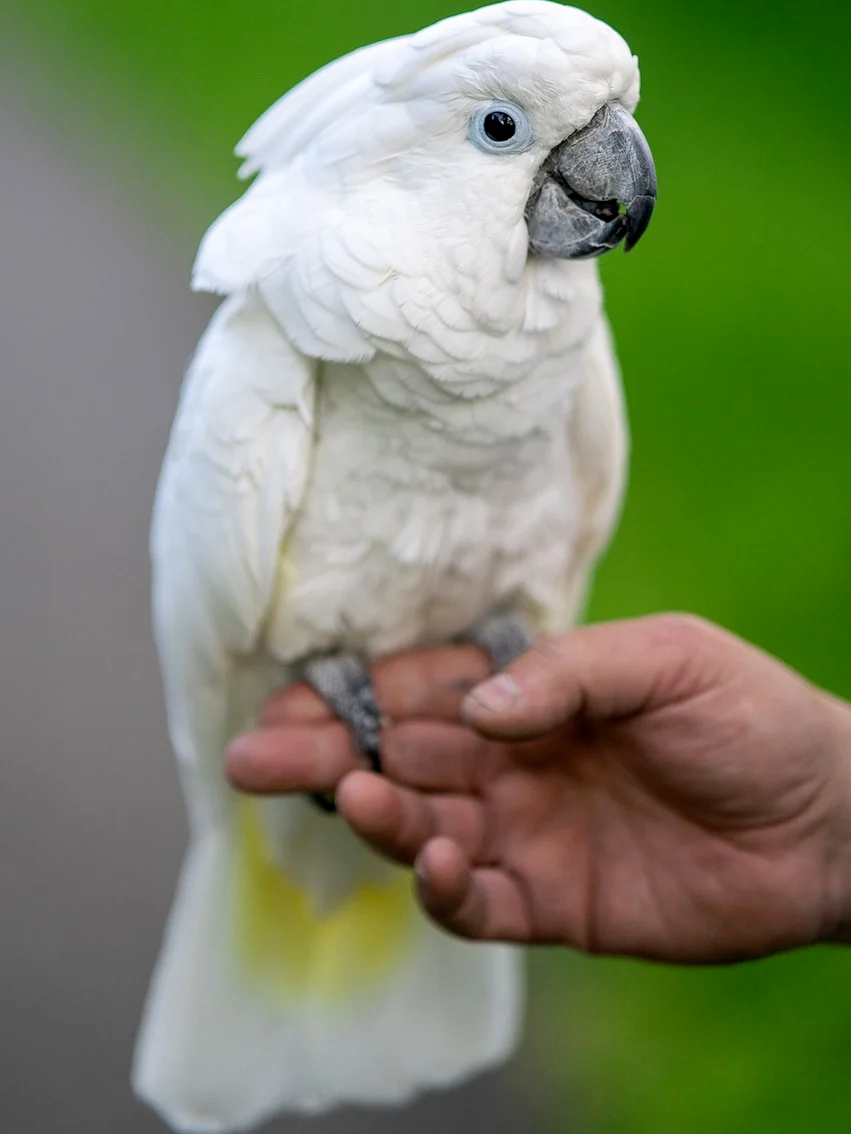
[817,691,851,944]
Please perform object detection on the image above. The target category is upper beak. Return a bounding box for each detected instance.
[525,103,657,260]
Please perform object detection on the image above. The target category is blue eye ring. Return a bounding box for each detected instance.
[468,101,534,154]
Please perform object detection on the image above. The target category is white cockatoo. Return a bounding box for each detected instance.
[133,3,656,1131]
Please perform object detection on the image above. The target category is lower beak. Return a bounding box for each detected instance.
[525,103,657,260]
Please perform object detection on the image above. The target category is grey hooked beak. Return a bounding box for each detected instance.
[525,103,657,260]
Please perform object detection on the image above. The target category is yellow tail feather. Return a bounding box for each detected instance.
[232,798,415,1003]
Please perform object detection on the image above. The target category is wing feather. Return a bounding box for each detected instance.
[540,315,628,632]
[150,292,316,826]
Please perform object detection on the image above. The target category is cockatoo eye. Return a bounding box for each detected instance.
[469,101,534,154]
[484,111,515,141]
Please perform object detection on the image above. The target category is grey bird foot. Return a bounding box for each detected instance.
[467,611,532,673]
[303,654,383,814]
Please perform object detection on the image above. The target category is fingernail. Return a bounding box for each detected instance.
[463,673,519,716]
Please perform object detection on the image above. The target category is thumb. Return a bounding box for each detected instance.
[461,614,711,740]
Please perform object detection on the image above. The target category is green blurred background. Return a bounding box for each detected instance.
[5,0,851,1131]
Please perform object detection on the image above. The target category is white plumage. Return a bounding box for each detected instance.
[134,4,640,1131]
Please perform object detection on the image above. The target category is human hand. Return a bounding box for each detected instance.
[227,615,851,962]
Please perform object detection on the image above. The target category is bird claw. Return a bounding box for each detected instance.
[467,611,531,673]
[302,619,527,814]
[304,654,383,814]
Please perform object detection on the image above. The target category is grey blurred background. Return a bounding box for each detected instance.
[0,34,536,1134]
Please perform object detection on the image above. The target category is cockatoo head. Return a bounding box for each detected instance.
[194,3,656,367]
[359,1,657,261]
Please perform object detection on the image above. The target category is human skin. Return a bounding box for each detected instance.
[227,614,851,962]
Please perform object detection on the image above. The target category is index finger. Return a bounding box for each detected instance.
[262,644,491,726]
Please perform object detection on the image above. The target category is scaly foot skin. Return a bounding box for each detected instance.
[301,621,532,814]
[467,611,532,674]
[304,655,383,812]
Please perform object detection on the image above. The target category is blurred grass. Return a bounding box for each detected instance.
[9,0,851,1130]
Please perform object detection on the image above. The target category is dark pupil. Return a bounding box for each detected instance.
[484,111,516,142]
